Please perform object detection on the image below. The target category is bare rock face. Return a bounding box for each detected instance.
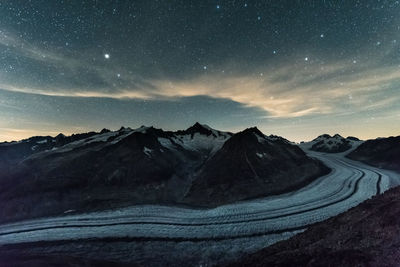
[226,185,400,267]
[347,136,400,172]
[0,124,328,223]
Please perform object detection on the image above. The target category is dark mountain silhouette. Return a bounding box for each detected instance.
[347,135,400,172]
[185,127,328,205]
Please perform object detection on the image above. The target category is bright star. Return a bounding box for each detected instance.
[104,54,110,59]
[203,66,207,70]
[320,34,324,38]
[216,5,220,9]
[305,57,309,61]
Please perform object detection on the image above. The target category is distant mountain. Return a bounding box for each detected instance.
[0,123,328,223]
[227,185,400,267]
[301,134,362,153]
[347,135,400,172]
[0,131,103,176]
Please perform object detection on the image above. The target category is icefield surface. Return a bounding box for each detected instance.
[1,150,400,265]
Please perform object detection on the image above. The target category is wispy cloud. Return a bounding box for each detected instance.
[152,62,400,118]
[1,30,400,119]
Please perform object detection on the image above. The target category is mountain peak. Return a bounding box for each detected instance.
[226,127,266,145]
[242,126,264,137]
[184,122,215,136]
[188,122,211,130]
[192,122,203,127]
[346,136,360,141]
[316,134,332,139]
[100,128,110,134]
[56,133,66,139]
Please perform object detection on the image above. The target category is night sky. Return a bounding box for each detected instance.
[1,0,400,142]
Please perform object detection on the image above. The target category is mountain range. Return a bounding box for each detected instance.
[0,123,328,223]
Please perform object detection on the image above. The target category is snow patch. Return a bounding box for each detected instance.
[254,133,267,144]
[158,137,174,150]
[172,133,228,154]
[143,147,152,157]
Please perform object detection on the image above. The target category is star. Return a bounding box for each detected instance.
[257,16,261,20]
[203,66,207,70]
[104,54,110,59]
[117,73,121,78]
[320,34,324,38]
[216,5,220,9]
[304,57,309,61]
[273,50,277,54]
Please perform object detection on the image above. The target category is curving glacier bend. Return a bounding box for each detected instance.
[1,150,400,265]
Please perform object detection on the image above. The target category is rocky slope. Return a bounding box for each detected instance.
[0,123,328,223]
[301,134,362,153]
[347,135,400,172]
[227,184,400,267]
[185,127,328,205]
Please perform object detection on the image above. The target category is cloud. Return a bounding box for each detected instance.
[1,30,400,119]
[2,60,400,119]
[152,62,400,118]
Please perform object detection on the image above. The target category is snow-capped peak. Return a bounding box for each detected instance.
[300,133,363,153]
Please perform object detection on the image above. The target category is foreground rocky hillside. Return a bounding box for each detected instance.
[347,135,400,172]
[228,184,400,267]
[0,123,328,223]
